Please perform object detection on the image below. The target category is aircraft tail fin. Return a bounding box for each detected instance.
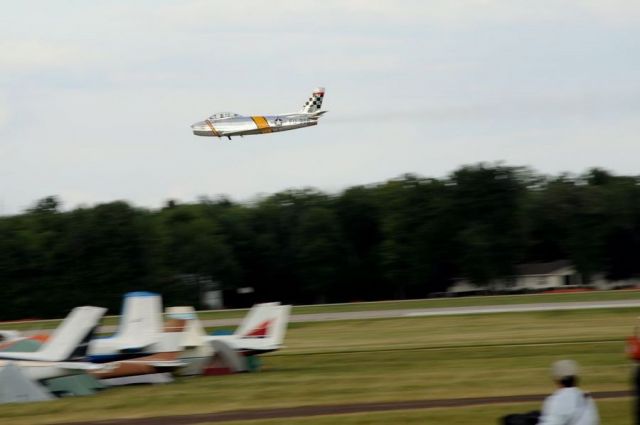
[114,292,163,350]
[165,306,208,349]
[300,87,325,113]
[235,302,291,348]
[0,306,107,362]
[37,306,106,362]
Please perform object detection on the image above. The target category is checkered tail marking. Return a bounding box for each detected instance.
[301,88,325,113]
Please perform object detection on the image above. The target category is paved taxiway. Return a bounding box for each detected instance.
[18,299,637,335]
[192,298,640,328]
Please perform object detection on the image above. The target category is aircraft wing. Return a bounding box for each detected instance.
[145,360,186,368]
[204,336,281,353]
[119,343,155,353]
[55,361,109,371]
[119,359,186,368]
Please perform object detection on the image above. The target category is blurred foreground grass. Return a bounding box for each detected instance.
[0,307,636,424]
[195,399,631,425]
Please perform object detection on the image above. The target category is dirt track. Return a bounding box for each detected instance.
[60,390,630,425]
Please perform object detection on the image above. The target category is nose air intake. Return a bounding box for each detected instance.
[191,120,221,137]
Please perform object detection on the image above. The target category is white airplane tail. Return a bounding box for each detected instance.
[300,87,325,113]
[88,292,163,361]
[114,292,163,351]
[165,306,208,348]
[235,302,291,349]
[0,306,107,362]
[164,306,215,376]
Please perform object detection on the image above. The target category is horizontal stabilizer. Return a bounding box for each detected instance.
[309,110,328,120]
[56,362,109,371]
[143,360,187,368]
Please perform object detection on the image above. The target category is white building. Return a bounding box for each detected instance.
[449,260,582,294]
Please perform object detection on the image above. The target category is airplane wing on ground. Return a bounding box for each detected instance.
[54,362,109,371]
[133,360,186,368]
[90,354,185,379]
[115,339,157,353]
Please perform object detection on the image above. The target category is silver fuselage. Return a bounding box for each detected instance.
[191,113,318,138]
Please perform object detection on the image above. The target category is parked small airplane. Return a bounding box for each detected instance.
[205,302,291,355]
[88,292,206,377]
[91,293,290,359]
[168,303,291,374]
[87,292,290,376]
[191,88,327,140]
[89,292,164,363]
[0,306,107,381]
[89,317,187,380]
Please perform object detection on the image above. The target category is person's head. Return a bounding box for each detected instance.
[551,359,579,388]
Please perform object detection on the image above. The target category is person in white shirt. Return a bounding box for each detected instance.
[538,359,600,425]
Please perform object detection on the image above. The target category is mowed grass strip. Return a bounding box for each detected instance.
[191,399,632,425]
[0,308,635,425]
[283,290,640,316]
[266,308,639,355]
[2,289,640,331]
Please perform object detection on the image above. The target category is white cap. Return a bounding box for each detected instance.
[551,359,579,379]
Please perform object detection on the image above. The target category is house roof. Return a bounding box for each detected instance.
[515,260,573,276]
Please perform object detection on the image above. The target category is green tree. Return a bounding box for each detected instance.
[158,203,238,308]
[449,164,528,286]
[335,186,384,300]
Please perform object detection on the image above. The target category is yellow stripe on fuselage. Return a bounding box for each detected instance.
[205,120,221,137]
[251,116,272,133]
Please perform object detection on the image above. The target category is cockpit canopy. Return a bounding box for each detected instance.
[208,112,240,120]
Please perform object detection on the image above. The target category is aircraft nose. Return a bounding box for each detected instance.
[191,121,206,129]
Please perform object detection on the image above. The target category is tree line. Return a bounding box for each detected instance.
[1,164,639,319]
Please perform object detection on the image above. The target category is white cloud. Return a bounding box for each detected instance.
[579,0,640,24]
[0,40,87,72]
[139,0,640,32]
[0,97,8,130]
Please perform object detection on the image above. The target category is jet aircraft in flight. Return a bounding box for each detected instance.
[191,88,327,140]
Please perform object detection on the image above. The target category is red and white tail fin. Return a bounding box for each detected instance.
[300,87,325,113]
[235,302,291,347]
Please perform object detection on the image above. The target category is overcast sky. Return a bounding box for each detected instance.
[1,1,640,214]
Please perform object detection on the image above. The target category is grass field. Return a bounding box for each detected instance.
[1,289,639,332]
[0,306,637,424]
